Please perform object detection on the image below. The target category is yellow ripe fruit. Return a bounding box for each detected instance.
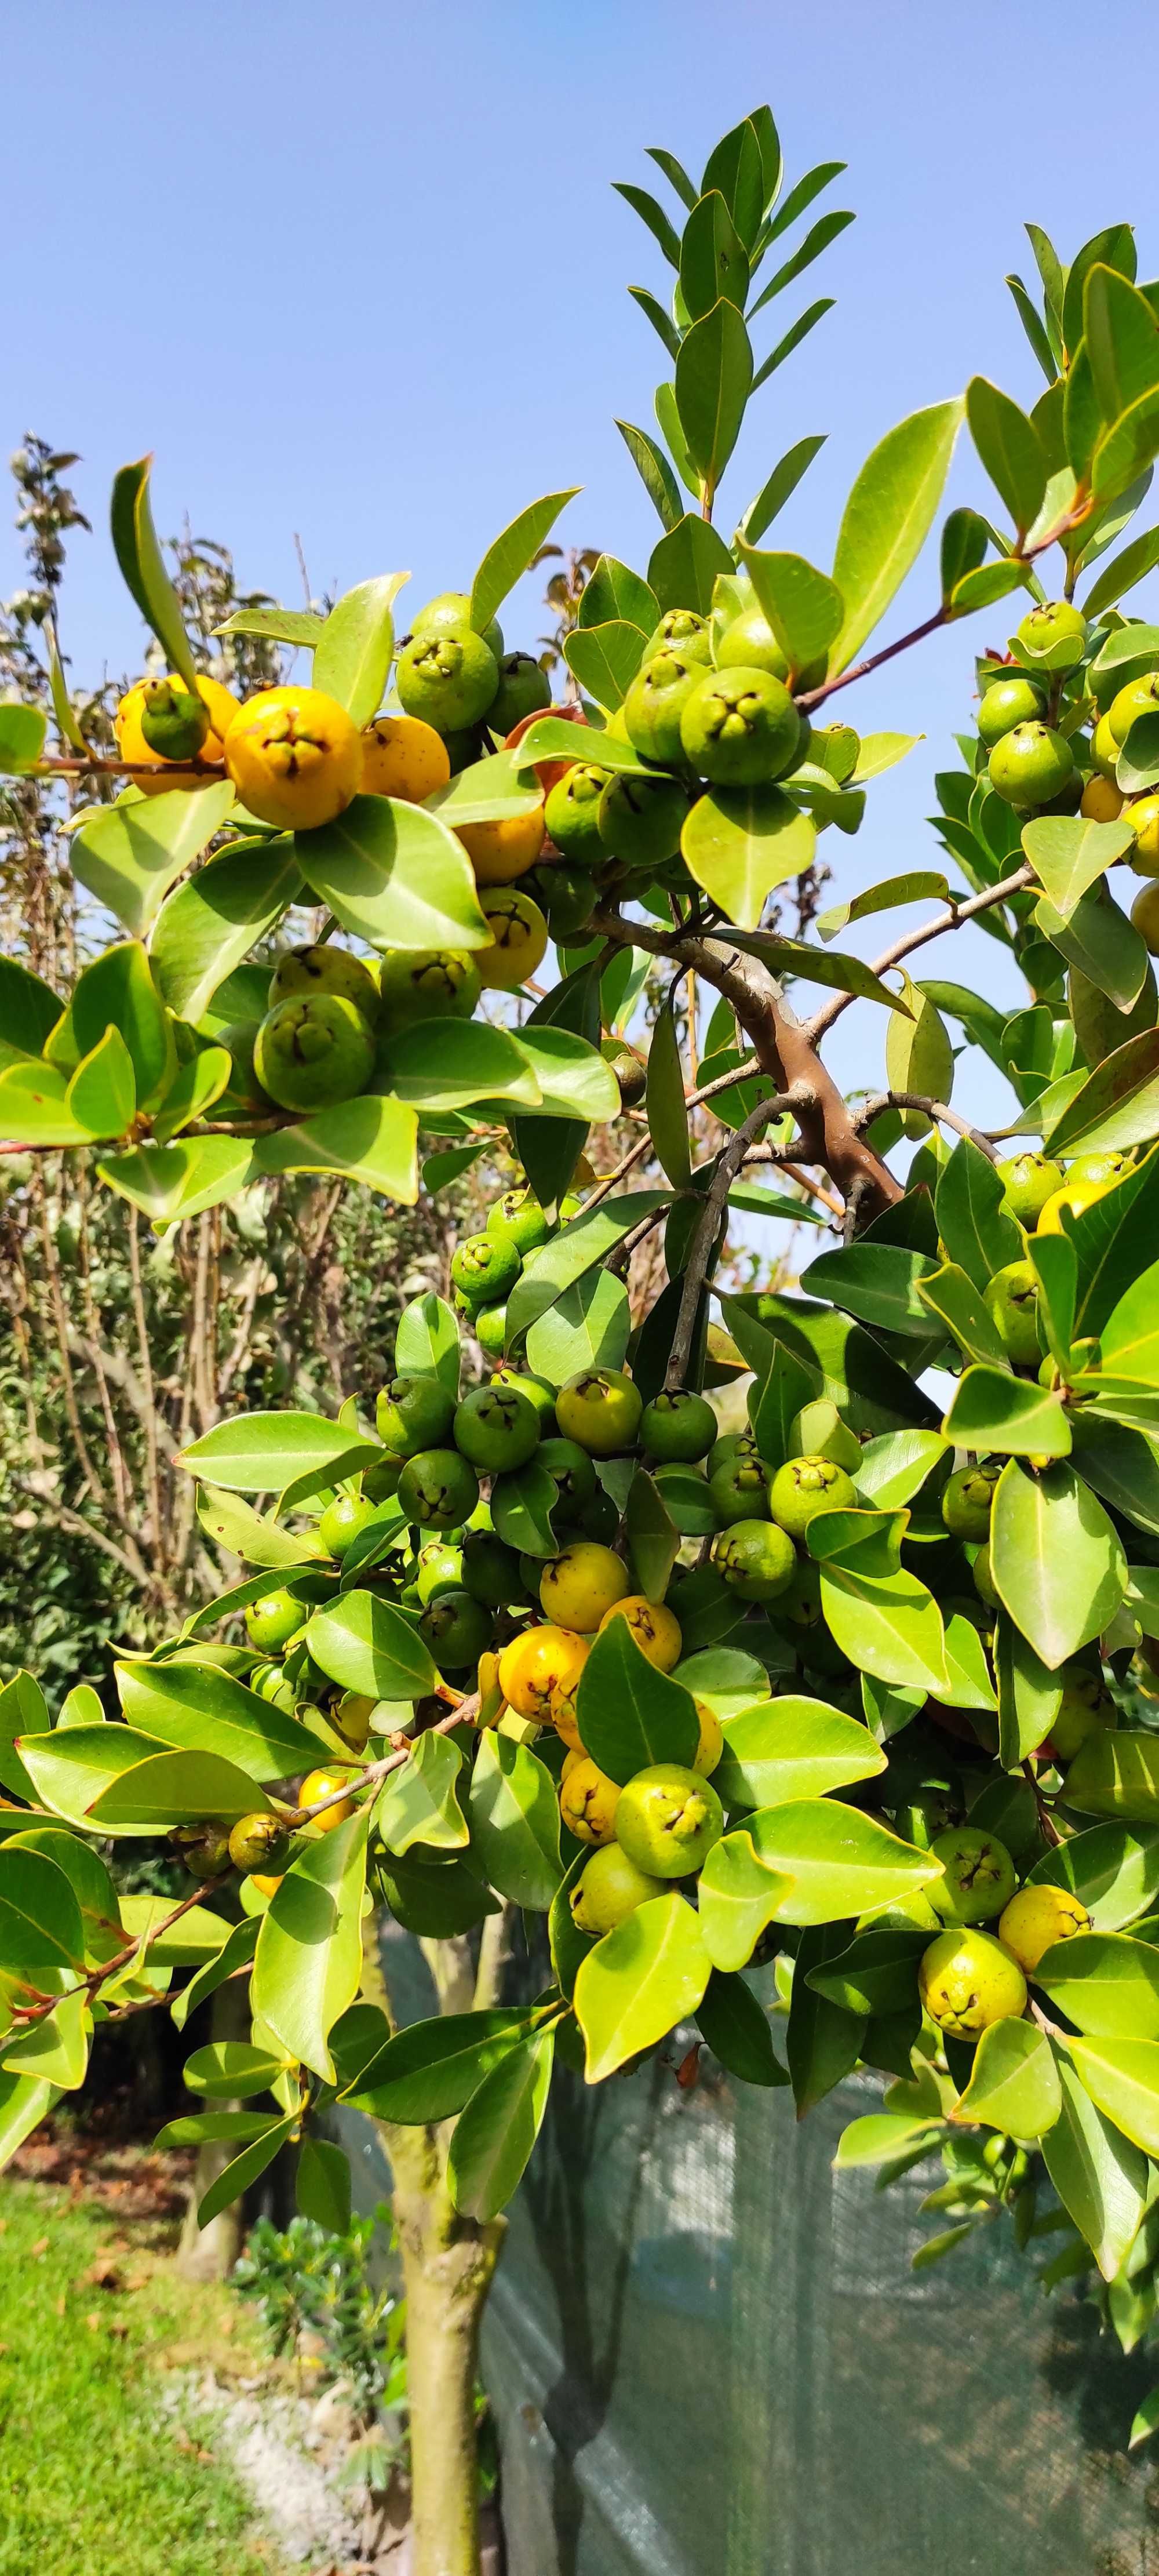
[360,712,450,802]
[115,672,239,795]
[1127,792,1159,875]
[692,1700,724,1776]
[456,803,545,886]
[334,1691,374,1750]
[475,887,549,991]
[549,1675,586,1752]
[224,686,362,831]
[1131,880,1159,955]
[497,1623,589,1721]
[559,1753,621,1845]
[597,1594,683,1672]
[560,1747,585,1782]
[1080,774,1123,824]
[249,1873,284,1900]
[1091,712,1122,782]
[298,1764,358,1831]
[918,1927,1027,2037]
[997,1884,1092,1974]
[540,1542,630,1634]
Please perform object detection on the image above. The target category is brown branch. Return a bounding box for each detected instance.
[851,1094,1002,1161]
[283,1694,481,1830]
[804,863,1036,1045]
[666,1093,794,1390]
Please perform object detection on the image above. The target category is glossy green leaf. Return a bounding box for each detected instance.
[697,1970,785,2086]
[647,514,735,617]
[1022,813,1134,920]
[1083,524,1159,617]
[525,1268,630,1381]
[0,703,47,774]
[576,555,657,635]
[817,869,946,942]
[1042,2043,1147,2278]
[1063,1733,1159,1825]
[17,1726,163,1831]
[746,1798,940,1926]
[739,435,827,546]
[70,778,237,941]
[624,1469,680,1606]
[918,1262,1009,1367]
[297,796,489,952]
[374,1731,468,1855]
[254,1094,419,1204]
[180,1409,374,1493]
[490,1461,559,1560]
[965,377,1047,537]
[952,2019,1062,2138]
[254,1807,369,2082]
[99,1136,254,1227]
[115,1657,318,1783]
[615,421,683,533]
[562,620,646,711]
[804,1926,928,2020]
[88,1746,271,1833]
[818,1556,950,1695]
[0,1847,85,1972]
[942,1367,1070,1458]
[1044,1028,1159,1159]
[1069,2036,1159,2160]
[574,1890,712,2081]
[995,1612,1061,1768]
[1029,1821,1159,1929]
[396,1291,461,1396]
[110,456,199,691]
[833,2112,941,2170]
[447,2024,557,2219]
[990,1460,1127,1668]
[198,2117,297,2229]
[67,1028,136,1141]
[342,2008,531,2122]
[295,2136,352,2233]
[470,490,579,636]
[468,1729,561,1909]
[1037,1933,1159,2038]
[681,785,814,930]
[673,298,753,489]
[697,1829,792,1973]
[575,1620,700,1785]
[50,939,173,1108]
[734,542,843,678]
[831,398,964,671]
[305,1592,436,1703]
[150,835,301,1023]
[801,1244,939,1339]
[714,1696,885,1812]
[312,573,409,725]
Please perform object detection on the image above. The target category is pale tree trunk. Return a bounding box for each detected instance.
[360,1905,514,2576]
[176,1978,250,2280]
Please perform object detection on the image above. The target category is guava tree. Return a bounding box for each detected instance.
[5,99,1159,2576]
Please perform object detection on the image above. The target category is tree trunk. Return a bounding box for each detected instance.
[391,2140,504,2576]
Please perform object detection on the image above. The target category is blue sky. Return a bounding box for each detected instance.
[6,0,1159,1121]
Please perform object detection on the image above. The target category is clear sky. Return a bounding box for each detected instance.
[5,0,1159,1122]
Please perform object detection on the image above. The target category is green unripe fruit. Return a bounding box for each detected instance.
[972,1543,1000,1609]
[362,1453,402,1504]
[450,1232,523,1309]
[643,609,712,665]
[1091,712,1122,781]
[487,650,551,735]
[268,943,380,1020]
[919,1926,1027,2036]
[376,1376,457,1460]
[253,993,376,1114]
[473,1304,509,1359]
[461,1528,522,1608]
[228,1812,289,1875]
[245,1587,305,1654]
[536,1436,598,1511]
[249,1660,296,1711]
[140,678,210,761]
[711,1518,795,1599]
[440,724,488,773]
[1065,1149,1132,1192]
[453,1382,541,1473]
[987,722,1075,809]
[418,1587,492,1669]
[709,1455,771,1526]
[597,771,687,869]
[640,1389,717,1464]
[544,763,612,867]
[929,1827,1017,1924]
[570,1842,666,1934]
[378,948,480,1027]
[411,592,504,657]
[556,1367,643,1456]
[778,1556,823,1628]
[318,1493,379,1560]
[622,649,702,767]
[173,1822,232,1879]
[996,1151,1065,1225]
[768,1453,857,1539]
[415,1540,465,1606]
[976,677,1047,745]
[614,1763,724,1878]
[983,1260,1041,1368]
[715,604,827,694]
[1108,671,1159,745]
[601,1036,648,1107]
[1016,600,1087,670]
[535,861,597,937]
[941,1461,1001,1542]
[397,628,498,729]
[679,665,802,785]
[397,1447,480,1530]
[490,1363,556,1428]
[218,1020,274,1114]
[706,1430,758,1479]
[486,1188,551,1256]
[1051,1662,1117,1761]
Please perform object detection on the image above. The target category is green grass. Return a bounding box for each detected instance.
[0,2179,285,2575]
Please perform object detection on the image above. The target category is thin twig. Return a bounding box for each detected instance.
[665,1093,795,1391]
[851,1094,1002,1161]
[804,863,1036,1045]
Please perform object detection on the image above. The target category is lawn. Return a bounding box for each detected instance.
[0,2178,284,2575]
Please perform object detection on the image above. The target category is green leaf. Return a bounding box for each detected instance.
[577,554,658,635]
[1099,1260,1159,1388]
[0,2073,61,2173]
[342,2008,531,2121]
[196,1485,327,1570]
[312,573,409,725]
[0,959,61,1060]
[118,1892,231,1962]
[995,1612,1062,1768]
[918,1262,1009,1368]
[575,1621,700,1786]
[574,1891,712,2081]
[297,795,488,952]
[377,1851,498,1938]
[645,1004,691,1190]
[110,456,199,690]
[115,1658,318,1783]
[67,1028,136,1141]
[817,868,945,941]
[854,1428,949,1509]
[884,981,954,1112]
[197,2117,297,2229]
[53,940,174,1109]
[1022,813,1134,920]
[1084,263,1159,428]
[990,1460,1127,1669]
[382,1018,542,1115]
[1045,1028,1159,1159]
[305,1592,436,1703]
[88,1747,273,1833]
[0,1673,49,1806]
[750,299,836,396]
[697,1969,785,2086]
[1091,384,1159,507]
[296,2136,352,2233]
[697,1829,791,1973]
[1043,2045,1148,2276]
[17,1725,164,1831]
[952,2018,1062,2139]
[615,421,683,533]
[151,1043,232,1148]
[524,1269,630,1380]
[468,1729,561,1909]
[70,778,238,942]
[713,1695,885,1811]
[675,1648,772,1720]
[490,1461,559,1560]
[647,514,735,617]
[818,1556,950,1695]
[0,1847,85,1972]
[148,834,300,1022]
[183,2039,290,2098]
[1082,524,1159,617]
[0,703,47,774]
[805,1926,928,2019]
[253,1807,369,2081]
[833,2112,941,2170]
[734,543,843,679]
[738,435,827,547]
[613,179,681,264]
[171,1917,260,2032]
[396,1291,461,1396]
[1071,1413,1159,1538]
[1062,1733,1159,1825]
[965,377,1047,537]
[681,785,815,930]
[679,190,750,319]
[562,621,645,712]
[801,1244,940,1340]
[1067,2035,1159,2161]
[1036,884,1148,1016]
[154,2106,275,2149]
[180,1409,373,1493]
[470,490,580,636]
[1029,1821,1159,1929]
[1117,708,1159,796]
[1037,1933,1159,2038]
[745,1798,940,1926]
[624,1469,680,1606]
[831,398,964,671]
[253,1094,419,1204]
[447,2024,556,2220]
[504,1195,671,1344]
[98,1136,254,1227]
[375,1731,468,1855]
[942,1366,1070,1458]
[214,605,325,649]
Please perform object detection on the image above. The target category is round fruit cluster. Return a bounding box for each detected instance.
[914,1830,1091,2040]
[972,605,1159,952]
[950,1144,1134,1389]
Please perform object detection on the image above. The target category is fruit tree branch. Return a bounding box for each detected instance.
[665,1091,796,1391]
[851,1093,1002,1160]
[803,862,1036,1045]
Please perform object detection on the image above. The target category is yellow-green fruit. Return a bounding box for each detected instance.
[245,1587,304,1653]
[976,677,1045,745]
[556,1367,643,1457]
[711,1519,796,1600]
[334,1693,375,1749]
[691,1700,724,1775]
[1066,1151,1132,1192]
[360,712,450,802]
[1109,671,1159,744]
[224,686,362,830]
[1091,713,1122,782]
[597,1594,683,1671]
[497,1623,588,1721]
[1127,794,1159,875]
[928,1826,1017,1924]
[559,1755,621,1844]
[457,804,546,886]
[540,1542,630,1633]
[115,672,238,792]
[941,1460,1001,1542]
[918,1927,1027,2036]
[396,628,498,730]
[1131,880,1159,954]
[298,1766,358,1831]
[614,1762,724,1878]
[1080,774,1124,824]
[997,1884,1092,1974]
[378,948,480,1027]
[768,1453,857,1538]
[254,993,376,1114]
[983,1260,1040,1367]
[268,943,380,1020]
[318,1493,379,1559]
[996,1152,1064,1227]
[1049,1662,1117,1761]
[228,1812,289,1873]
[474,887,548,988]
[1016,599,1087,670]
[173,1822,232,1879]
[570,1843,665,1934]
[972,1543,1000,1610]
